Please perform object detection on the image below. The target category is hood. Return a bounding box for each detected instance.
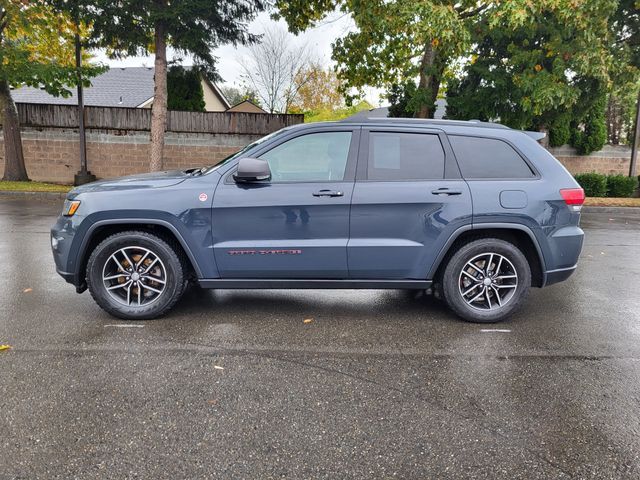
[69,170,190,196]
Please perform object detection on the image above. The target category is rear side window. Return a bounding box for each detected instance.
[449,136,535,179]
[367,132,445,181]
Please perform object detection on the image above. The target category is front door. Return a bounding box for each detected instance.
[348,128,473,279]
[212,128,360,278]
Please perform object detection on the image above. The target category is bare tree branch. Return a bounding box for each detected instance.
[238,26,315,113]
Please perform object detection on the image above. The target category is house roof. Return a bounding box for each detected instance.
[226,100,266,113]
[202,77,231,110]
[11,67,156,108]
[10,66,230,109]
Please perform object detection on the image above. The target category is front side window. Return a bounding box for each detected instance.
[449,135,535,179]
[260,131,352,182]
[367,132,445,181]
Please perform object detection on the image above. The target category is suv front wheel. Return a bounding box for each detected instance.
[86,231,186,320]
[442,238,531,323]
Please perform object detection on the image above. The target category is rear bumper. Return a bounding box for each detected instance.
[543,265,577,287]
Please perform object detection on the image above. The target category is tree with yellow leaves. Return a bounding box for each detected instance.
[0,0,102,181]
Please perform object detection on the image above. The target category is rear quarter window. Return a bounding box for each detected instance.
[449,135,535,179]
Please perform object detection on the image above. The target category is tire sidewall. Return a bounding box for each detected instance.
[87,232,184,320]
[443,239,531,323]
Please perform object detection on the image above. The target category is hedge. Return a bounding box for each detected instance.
[574,173,608,197]
[606,175,638,198]
[574,173,639,198]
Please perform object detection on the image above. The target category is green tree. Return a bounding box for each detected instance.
[446,2,616,154]
[276,1,616,121]
[0,0,102,181]
[81,0,265,171]
[220,85,261,108]
[606,0,640,145]
[302,100,373,123]
[167,66,205,112]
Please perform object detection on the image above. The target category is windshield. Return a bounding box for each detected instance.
[203,128,291,174]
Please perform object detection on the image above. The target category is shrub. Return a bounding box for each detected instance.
[606,175,638,198]
[574,173,607,197]
[571,95,607,155]
[548,114,571,147]
[167,66,206,112]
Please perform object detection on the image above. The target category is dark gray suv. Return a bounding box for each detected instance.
[51,118,585,323]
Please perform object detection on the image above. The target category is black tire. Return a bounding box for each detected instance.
[441,238,531,323]
[86,231,186,320]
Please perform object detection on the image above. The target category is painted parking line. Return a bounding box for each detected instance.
[480,329,512,333]
[104,324,145,328]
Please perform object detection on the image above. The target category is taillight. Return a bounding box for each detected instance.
[560,188,585,212]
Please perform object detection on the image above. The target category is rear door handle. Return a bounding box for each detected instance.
[431,188,463,196]
[313,190,344,197]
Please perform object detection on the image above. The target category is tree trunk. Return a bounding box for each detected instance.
[149,20,168,172]
[415,44,445,119]
[0,80,29,181]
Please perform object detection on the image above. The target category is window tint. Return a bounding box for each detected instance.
[260,131,352,182]
[449,136,535,179]
[367,132,444,181]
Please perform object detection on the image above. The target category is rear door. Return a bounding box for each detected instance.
[212,126,360,279]
[348,127,472,279]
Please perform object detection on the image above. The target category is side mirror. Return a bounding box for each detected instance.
[233,157,271,183]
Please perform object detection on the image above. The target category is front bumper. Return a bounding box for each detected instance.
[51,214,85,291]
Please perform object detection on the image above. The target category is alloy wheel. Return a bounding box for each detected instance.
[102,246,167,307]
[458,252,518,311]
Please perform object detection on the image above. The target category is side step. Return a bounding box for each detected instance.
[198,279,432,289]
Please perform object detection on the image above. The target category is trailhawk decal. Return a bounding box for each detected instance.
[227,249,302,256]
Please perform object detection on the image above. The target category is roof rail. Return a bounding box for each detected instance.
[340,116,510,129]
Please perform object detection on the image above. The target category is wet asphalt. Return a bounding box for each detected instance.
[0,196,639,479]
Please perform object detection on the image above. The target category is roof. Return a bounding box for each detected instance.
[226,100,267,113]
[10,67,231,110]
[11,67,156,108]
[201,77,231,110]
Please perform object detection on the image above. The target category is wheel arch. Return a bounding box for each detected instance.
[75,220,202,291]
[429,223,546,288]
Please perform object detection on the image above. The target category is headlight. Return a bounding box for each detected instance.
[63,199,81,216]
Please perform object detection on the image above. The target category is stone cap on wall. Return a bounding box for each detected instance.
[548,144,632,159]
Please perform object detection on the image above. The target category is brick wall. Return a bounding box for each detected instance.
[549,145,634,176]
[0,128,261,184]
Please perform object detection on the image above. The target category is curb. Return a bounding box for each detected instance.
[582,206,640,214]
[0,190,68,199]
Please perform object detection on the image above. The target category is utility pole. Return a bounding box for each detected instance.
[73,28,95,186]
[630,87,640,178]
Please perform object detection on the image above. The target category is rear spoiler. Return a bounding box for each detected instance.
[525,131,546,141]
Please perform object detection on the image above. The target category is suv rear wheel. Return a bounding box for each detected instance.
[442,238,531,323]
[86,231,186,320]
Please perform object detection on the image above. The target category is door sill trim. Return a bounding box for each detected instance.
[198,279,432,289]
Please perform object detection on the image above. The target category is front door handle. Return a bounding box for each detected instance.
[431,188,463,196]
[313,190,344,197]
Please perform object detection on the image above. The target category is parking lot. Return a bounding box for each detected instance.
[1,195,639,479]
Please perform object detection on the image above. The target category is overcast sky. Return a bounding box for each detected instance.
[95,11,383,106]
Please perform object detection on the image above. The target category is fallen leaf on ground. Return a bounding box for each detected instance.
[0,345,11,351]
[23,288,32,293]
[303,318,313,324]
[214,365,224,370]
